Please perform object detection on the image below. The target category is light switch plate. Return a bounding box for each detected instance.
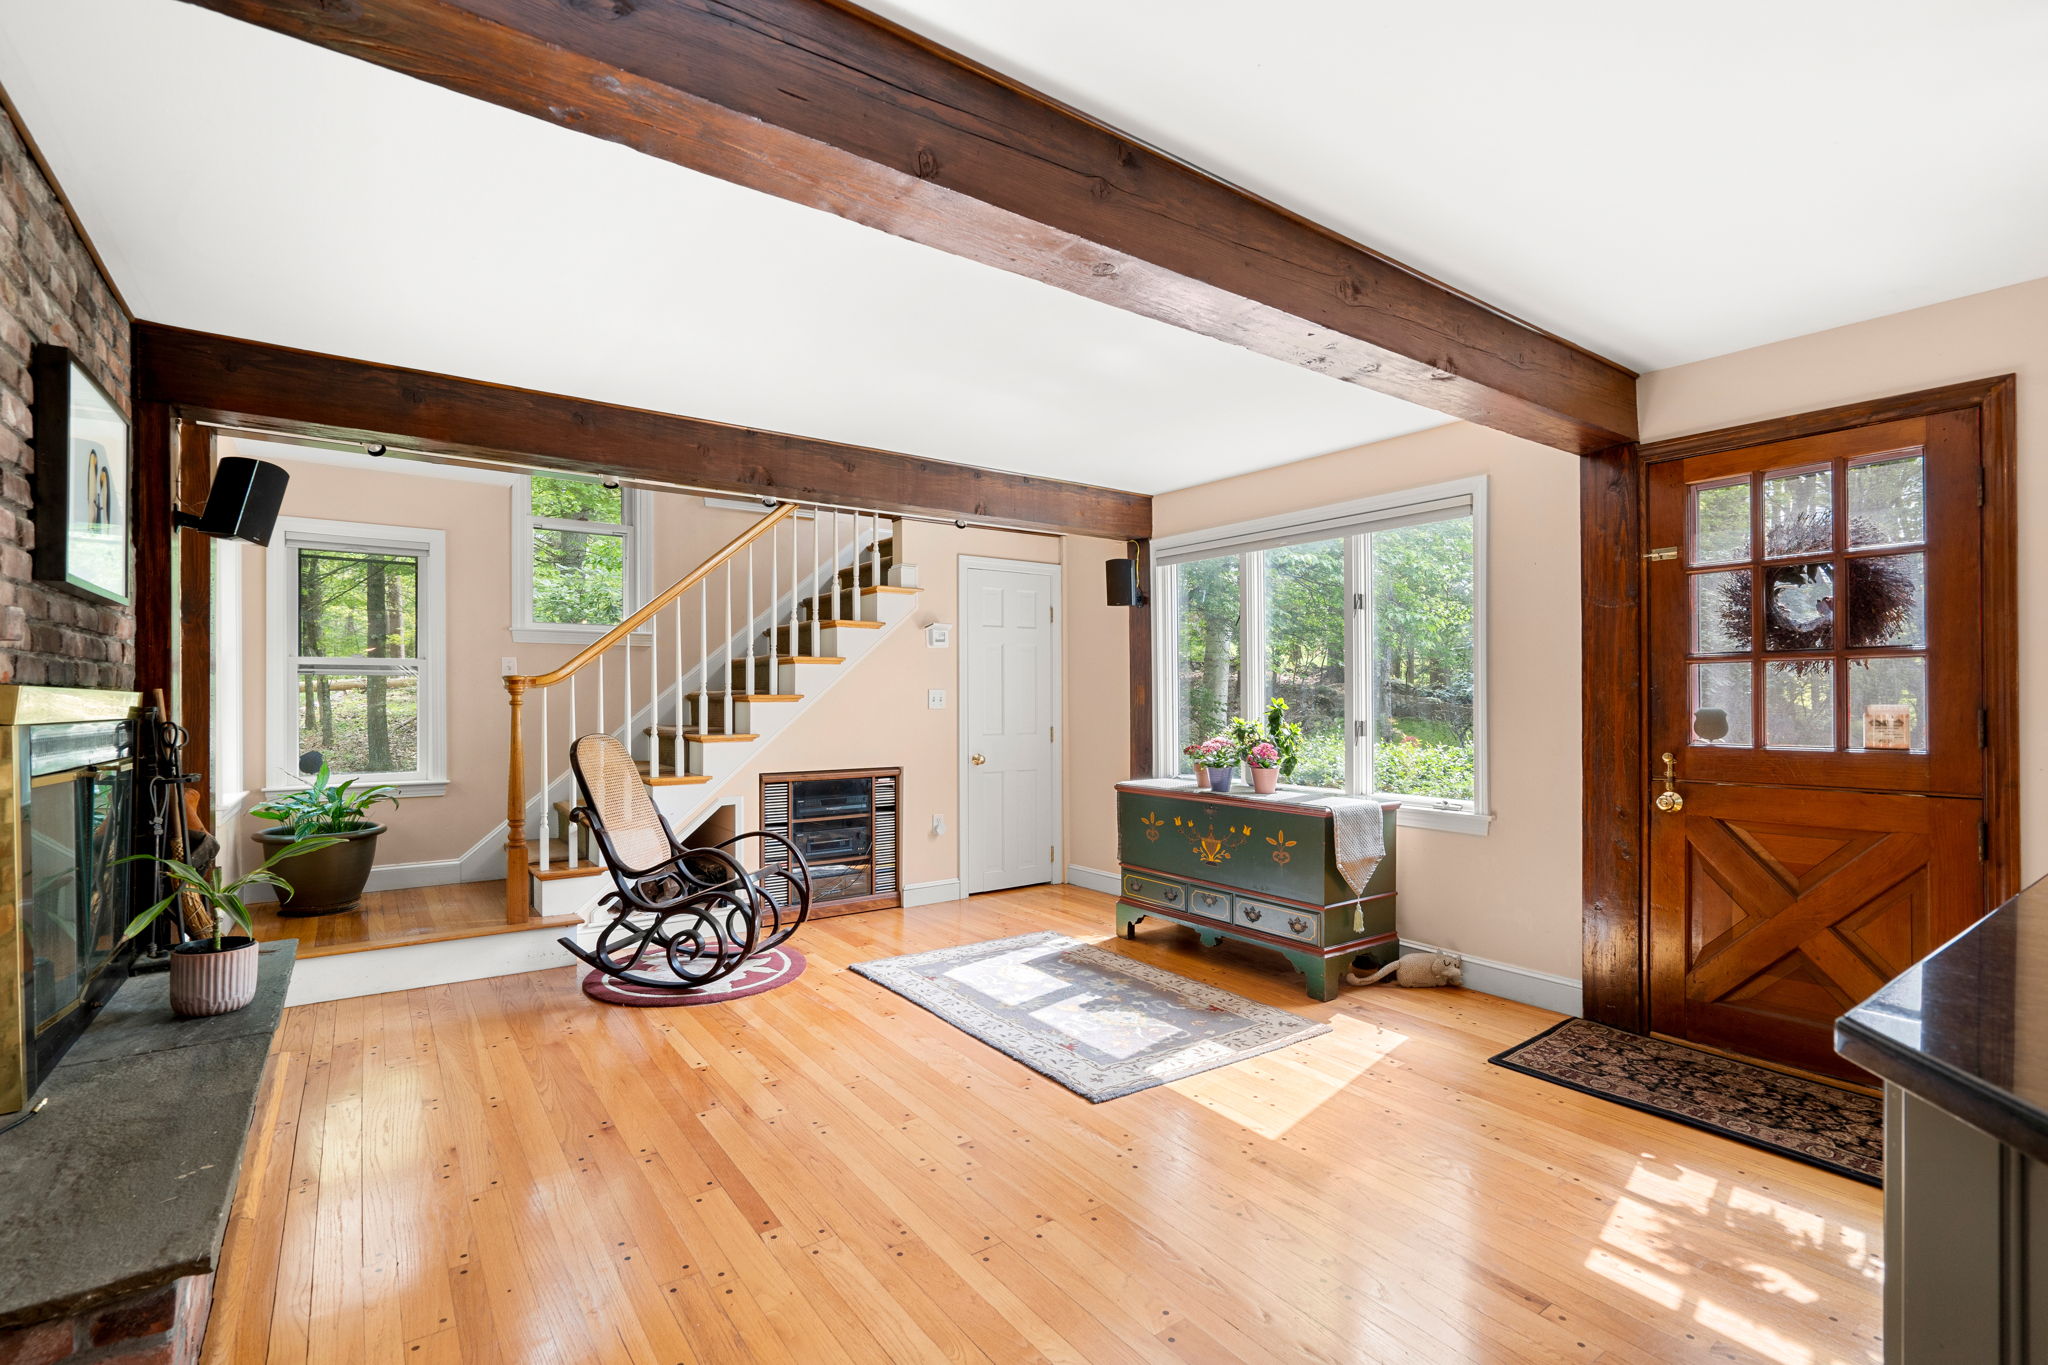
[927,689,946,709]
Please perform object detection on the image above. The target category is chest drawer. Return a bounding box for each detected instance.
[1184,885,1233,923]
[1121,872,1186,912]
[1235,898,1321,943]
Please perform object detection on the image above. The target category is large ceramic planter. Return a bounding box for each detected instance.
[171,936,259,1017]
[253,824,385,916]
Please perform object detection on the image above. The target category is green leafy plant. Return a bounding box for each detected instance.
[1227,698,1307,781]
[117,839,344,953]
[249,760,399,838]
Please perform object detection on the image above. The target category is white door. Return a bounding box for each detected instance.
[960,559,1059,895]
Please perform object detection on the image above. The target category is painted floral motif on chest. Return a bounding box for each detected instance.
[1172,809,1252,864]
[1266,830,1297,865]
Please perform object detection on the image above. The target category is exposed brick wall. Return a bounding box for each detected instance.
[0,103,134,688]
[0,1274,213,1365]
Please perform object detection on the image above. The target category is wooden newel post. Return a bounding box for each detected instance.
[505,677,529,923]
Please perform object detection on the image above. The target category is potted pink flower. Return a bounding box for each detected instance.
[1183,736,1238,793]
[1241,740,1283,794]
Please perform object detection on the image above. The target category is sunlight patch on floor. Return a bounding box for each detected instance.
[1165,1013,1406,1140]
[1588,1160,1879,1365]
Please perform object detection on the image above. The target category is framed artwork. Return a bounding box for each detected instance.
[30,343,129,604]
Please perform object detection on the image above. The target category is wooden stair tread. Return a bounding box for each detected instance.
[787,619,883,630]
[532,861,608,882]
[860,585,918,596]
[628,760,713,785]
[680,693,802,702]
[677,731,759,742]
[771,655,843,665]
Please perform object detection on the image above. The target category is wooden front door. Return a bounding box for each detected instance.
[1646,412,1991,1079]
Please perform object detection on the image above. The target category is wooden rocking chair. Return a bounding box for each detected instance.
[556,734,812,991]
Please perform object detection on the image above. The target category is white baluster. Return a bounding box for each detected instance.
[567,673,578,867]
[789,511,799,657]
[697,580,707,739]
[747,540,758,700]
[539,680,550,872]
[624,624,634,765]
[770,516,780,673]
[812,506,824,652]
[670,598,682,780]
[597,652,605,742]
[723,560,733,729]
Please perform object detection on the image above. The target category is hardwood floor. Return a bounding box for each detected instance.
[206,886,1882,1364]
[249,880,582,958]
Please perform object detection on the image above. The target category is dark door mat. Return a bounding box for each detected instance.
[1489,1018,1882,1186]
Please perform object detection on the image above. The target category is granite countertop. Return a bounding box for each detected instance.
[0,941,296,1327]
[1836,878,2041,1161]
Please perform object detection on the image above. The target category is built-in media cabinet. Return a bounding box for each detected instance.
[759,768,900,918]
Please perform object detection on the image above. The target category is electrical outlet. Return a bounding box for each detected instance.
[500,656,518,676]
[927,688,946,708]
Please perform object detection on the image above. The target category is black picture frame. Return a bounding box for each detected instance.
[30,342,130,605]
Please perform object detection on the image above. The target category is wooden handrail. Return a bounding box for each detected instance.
[510,501,798,689]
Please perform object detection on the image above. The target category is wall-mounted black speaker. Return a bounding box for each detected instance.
[1106,556,1145,607]
[174,456,289,545]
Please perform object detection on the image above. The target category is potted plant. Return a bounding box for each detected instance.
[1261,697,1305,782]
[119,839,342,1017]
[1240,739,1283,794]
[1183,736,1238,793]
[248,762,399,916]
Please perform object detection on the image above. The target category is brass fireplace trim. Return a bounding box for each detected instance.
[0,686,141,726]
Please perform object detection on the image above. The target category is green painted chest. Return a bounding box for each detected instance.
[1112,780,1400,1001]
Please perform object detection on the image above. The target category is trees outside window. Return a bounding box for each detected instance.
[515,475,646,638]
[1156,481,1486,831]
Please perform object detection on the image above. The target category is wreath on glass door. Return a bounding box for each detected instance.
[1717,510,1917,672]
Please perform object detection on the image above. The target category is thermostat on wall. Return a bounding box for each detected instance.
[925,623,953,648]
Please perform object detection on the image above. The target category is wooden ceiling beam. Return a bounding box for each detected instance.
[132,323,1151,539]
[173,0,1638,454]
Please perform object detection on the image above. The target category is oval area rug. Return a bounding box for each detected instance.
[581,945,807,1007]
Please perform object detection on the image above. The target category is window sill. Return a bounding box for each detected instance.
[511,626,651,646]
[1390,803,1492,836]
[260,778,448,800]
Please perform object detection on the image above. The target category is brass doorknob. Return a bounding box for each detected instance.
[1654,752,1684,813]
[971,753,987,766]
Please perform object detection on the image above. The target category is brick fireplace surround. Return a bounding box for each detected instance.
[0,1275,212,1365]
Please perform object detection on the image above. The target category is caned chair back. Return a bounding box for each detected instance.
[568,734,674,875]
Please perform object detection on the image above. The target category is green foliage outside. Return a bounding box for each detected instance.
[296,547,420,776]
[1174,516,1476,800]
[529,476,627,627]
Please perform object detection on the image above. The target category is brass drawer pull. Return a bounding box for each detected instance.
[1164,887,1180,902]
[1289,916,1310,935]
[1242,907,1262,923]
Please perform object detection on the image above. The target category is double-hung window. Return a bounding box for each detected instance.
[267,518,447,793]
[512,474,651,642]
[1153,477,1489,834]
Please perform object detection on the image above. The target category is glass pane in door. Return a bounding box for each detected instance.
[1764,661,1836,749]
[1690,662,1753,747]
[1764,563,1835,652]
[1691,571,1751,654]
[1763,468,1832,559]
[1844,553,1926,648]
[1848,657,1929,752]
[1689,480,1751,565]
[1846,452,1926,549]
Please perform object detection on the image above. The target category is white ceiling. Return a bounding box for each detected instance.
[4,2,2047,497]
[0,0,1452,497]
[866,0,2048,372]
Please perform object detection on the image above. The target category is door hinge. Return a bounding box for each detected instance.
[1049,605,1055,623]
[1049,725,1055,742]
[1049,844,1054,862]
[1980,821,1990,861]
[1642,546,1679,562]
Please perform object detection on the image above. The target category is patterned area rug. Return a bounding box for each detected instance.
[1490,1019,1882,1185]
[581,946,806,1007]
[850,931,1329,1102]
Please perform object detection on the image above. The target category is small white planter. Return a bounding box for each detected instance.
[170,937,260,1017]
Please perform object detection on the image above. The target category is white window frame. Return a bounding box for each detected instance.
[265,517,448,797]
[1151,476,1491,836]
[511,474,654,644]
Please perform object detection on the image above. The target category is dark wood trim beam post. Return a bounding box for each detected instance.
[1129,538,1153,780]
[172,0,1637,455]
[133,323,1150,540]
[176,420,214,815]
[132,399,175,700]
[1580,442,1645,1030]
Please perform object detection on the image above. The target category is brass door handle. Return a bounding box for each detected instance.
[971,753,987,766]
[1654,752,1684,813]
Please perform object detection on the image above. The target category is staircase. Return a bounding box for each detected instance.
[500,501,920,926]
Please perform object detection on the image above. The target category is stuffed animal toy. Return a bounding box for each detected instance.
[1346,951,1463,989]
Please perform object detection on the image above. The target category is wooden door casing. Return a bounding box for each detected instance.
[1645,407,1995,1077]
[1650,784,1981,1078]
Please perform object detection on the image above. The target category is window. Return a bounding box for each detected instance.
[1154,478,1488,834]
[267,519,446,793]
[512,474,651,642]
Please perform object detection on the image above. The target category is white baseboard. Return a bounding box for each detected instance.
[246,857,467,904]
[1064,864,1121,896]
[1399,938,1583,1016]
[285,926,572,1006]
[903,879,963,908]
